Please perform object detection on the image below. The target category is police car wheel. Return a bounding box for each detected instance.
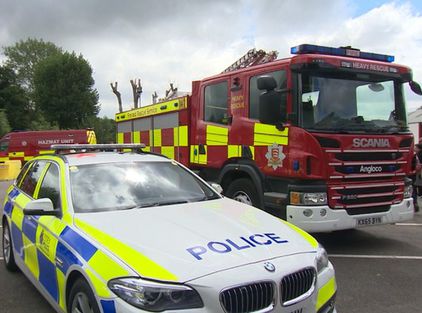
[68,278,100,313]
[226,178,260,207]
[2,221,18,272]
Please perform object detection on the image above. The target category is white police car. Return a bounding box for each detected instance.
[2,144,336,313]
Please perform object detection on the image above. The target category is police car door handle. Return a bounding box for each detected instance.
[55,257,64,267]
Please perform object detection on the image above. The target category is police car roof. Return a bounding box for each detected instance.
[63,152,170,166]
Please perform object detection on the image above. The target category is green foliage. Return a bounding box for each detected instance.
[29,113,59,131]
[0,110,11,136]
[34,52,100,129]
[3,38,62,94]
[0,66,31,130]
[88,116,116,143]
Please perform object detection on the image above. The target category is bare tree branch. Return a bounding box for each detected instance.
[152,91,158,104]
[110,82,122,113]
[130,79,143,108]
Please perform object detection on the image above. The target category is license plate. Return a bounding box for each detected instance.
[356,216,383,227]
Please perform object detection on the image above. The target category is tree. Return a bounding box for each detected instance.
[0,66,31,130]
[0,110,11,136]
[3,38,62,94]
[34,52,100,129]
[88,116,116,143]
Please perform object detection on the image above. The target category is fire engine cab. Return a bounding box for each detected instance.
[115,44,422,232]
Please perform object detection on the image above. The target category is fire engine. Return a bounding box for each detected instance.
[115,44,422,232]
[0,129,97,164]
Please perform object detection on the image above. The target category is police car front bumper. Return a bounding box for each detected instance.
[108,253,336,313]
[286,198,414,232]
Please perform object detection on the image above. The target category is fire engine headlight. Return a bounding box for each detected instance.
[108,278,203,311]
[290,192,327,206]
[404,184,413,199]
[316,244,329,273]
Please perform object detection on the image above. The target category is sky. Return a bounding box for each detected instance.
[0,0,422,118]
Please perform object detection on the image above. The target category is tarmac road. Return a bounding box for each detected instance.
[0,180,421,313]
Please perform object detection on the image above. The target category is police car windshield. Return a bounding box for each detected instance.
[300,72,408,133]
[69,161,220,212]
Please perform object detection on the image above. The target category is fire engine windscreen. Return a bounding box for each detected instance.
[300,72,407,133]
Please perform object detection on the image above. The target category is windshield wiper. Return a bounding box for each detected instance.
[135,200,190,208]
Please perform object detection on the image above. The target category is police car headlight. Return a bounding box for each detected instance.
[108,278,203,311]
[316,244,329,273]
[404,184,413,199]
[290,192,327,206]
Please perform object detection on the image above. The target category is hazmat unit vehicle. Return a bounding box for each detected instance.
[115,44,422,232]
[0,129,96,164]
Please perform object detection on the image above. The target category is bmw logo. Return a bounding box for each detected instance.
[264,262,276,272]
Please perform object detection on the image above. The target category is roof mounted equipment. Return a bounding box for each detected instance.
[222,48,278,73]
[291,44,395,63]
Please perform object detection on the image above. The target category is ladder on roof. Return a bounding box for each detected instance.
[222,49,278,73]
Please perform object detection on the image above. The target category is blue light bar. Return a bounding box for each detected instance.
[291,44,394,63]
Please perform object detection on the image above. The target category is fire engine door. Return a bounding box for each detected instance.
[191,79,230,167]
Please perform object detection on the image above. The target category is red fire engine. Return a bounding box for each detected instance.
[115,44,422,232]
[0,129,97,164]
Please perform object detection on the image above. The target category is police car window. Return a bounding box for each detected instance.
[19,160,48,197]
[249,70,287,120]
[70,161,219,213]
[204,81,229,124]
[16,161,33,187]
[0,140,8,152]
[37,163,60,210]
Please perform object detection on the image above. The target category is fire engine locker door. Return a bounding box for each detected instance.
[152,112,180,161]
[117,120,133,144]
[133,117,152,150]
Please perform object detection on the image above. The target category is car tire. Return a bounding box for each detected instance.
[68,278,101,313]
[2,220,18,272]
[225,178,260,208]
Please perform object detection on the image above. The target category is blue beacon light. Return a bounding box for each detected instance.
[290,44,395,63]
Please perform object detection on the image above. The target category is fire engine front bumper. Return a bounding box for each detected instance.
[286,198,414,233]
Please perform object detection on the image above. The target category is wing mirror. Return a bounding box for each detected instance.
[209,182,223,194]
[23,198,60,217]
[410,81,422,96]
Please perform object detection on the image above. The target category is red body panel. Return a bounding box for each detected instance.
[0,130,91,162]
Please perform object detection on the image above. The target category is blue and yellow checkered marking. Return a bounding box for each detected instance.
[59,226,98,262]
[101,300,117,313]
[5,184,142,307]
[38,249,59,301]
[3,201,13,216]
[11,222,24,259]
[9,187,20,199]
[22,216,38,243]
[55,241,82,274]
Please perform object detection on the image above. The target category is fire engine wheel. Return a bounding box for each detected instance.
[226,178,260,208]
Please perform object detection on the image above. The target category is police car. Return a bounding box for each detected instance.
[1,144,336,313]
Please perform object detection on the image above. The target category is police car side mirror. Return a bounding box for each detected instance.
[24,198,60,216]
[209,182,223,194]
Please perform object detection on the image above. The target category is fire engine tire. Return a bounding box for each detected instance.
[2,221,18,272]
[68,278,101,313]
[226,178,260,208]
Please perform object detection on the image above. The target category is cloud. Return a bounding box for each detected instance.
[1,0,421,117]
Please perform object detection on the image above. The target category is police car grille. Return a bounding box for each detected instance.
[220,281,274,313]
[281,268,316,305]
